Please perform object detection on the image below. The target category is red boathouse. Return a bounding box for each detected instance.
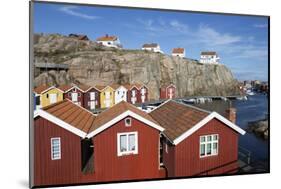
[159,84,176,99]
[32,99,245,187]
[149,100,245,177]
[58,85,84,106]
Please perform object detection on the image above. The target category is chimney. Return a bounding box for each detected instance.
[226,107,236,124]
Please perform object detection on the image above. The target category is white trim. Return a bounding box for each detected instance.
[87,110,164,138]
[125,117,132,127]
[199,134,219,158]
[165,84,176,90]
[117,132,138,156]
[34,86,56,95]
[173,111,246,145]
[34,109,87,138]
[51,137,61,160]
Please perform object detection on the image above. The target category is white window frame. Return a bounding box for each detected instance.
[199,134,219,158]
[51,137,61,160]
[117,132,138,156]
[125,117,132,127]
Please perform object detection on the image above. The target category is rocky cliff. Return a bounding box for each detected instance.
[34,34,240,100]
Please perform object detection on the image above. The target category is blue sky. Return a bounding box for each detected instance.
[34,2,269,81]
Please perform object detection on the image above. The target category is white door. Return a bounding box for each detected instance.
[105,99,110,107]
[90,92,95,100]
[71,93,78,102]
[90,101,96,110]
[168,88,173,99]
[49,94,57,104]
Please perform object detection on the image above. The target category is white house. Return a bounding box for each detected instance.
[96,34,122,48]
[112,85,128,104]
[199,51,220,64]
[142,43,163,53]
[172,48,185,58]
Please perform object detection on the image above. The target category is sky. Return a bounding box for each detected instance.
[33,2,269,81]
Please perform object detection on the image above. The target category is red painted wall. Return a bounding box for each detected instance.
[160,86,176,99]
[34,117,83,186]
[92,116,164,182]
[83,88,100,110]
[171,118,239,177]
[63,88,84,107]
[162,139,176,177]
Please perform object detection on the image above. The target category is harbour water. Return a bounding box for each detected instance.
[233,94,269,163]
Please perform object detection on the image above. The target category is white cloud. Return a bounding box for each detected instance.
[59,6,100,20]
[197,24,241,45]
[169,20,189,33]
[253,24,268,28]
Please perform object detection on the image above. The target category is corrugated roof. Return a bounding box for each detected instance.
[42,99,96,133]
[88,101,159,133]
[149,100,210,141]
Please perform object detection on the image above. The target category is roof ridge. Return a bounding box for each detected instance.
[64,98,97,116]
[173,100,211,114]
[42,99,66,110]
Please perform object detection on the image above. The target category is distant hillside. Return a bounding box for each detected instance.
[33,33,240,100]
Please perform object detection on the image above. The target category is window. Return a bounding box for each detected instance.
[46,94,49,98]
[78,92,81,97]
[199,134,218,158]
[51,137,61,160]
[73,88,77,92]
[125,118,132,127]
[117,132,138,156]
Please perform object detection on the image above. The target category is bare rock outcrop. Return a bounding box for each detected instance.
[34,34,240,99]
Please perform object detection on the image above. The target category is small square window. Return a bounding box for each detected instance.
[125,118,132,127]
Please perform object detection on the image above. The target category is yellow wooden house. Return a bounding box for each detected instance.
[95,85,115,108]
[34,85,64,108]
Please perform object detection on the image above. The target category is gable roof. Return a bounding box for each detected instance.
[142,43,158,48]
[34,99,96,137]
[57,85,73,92]
[149,100,245,145]
[96,35,118,41]
[161,84,176,89]
[172,48,185,54]
[201,51,217,55]
[78,84,92,92]
[87,101,164,138]
[34,85,54,94]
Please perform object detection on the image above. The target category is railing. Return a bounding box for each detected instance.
[238,146,251,165]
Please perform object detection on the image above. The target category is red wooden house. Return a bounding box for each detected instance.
[125,84,148,104]
[33,99,165,186]
[58,85,84,106]
[136,84,149,103]
[32,99,245,187]
[149,100,245,177]
[79,85,101,110]
[124,84,139,104]
[160,84,176,99]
